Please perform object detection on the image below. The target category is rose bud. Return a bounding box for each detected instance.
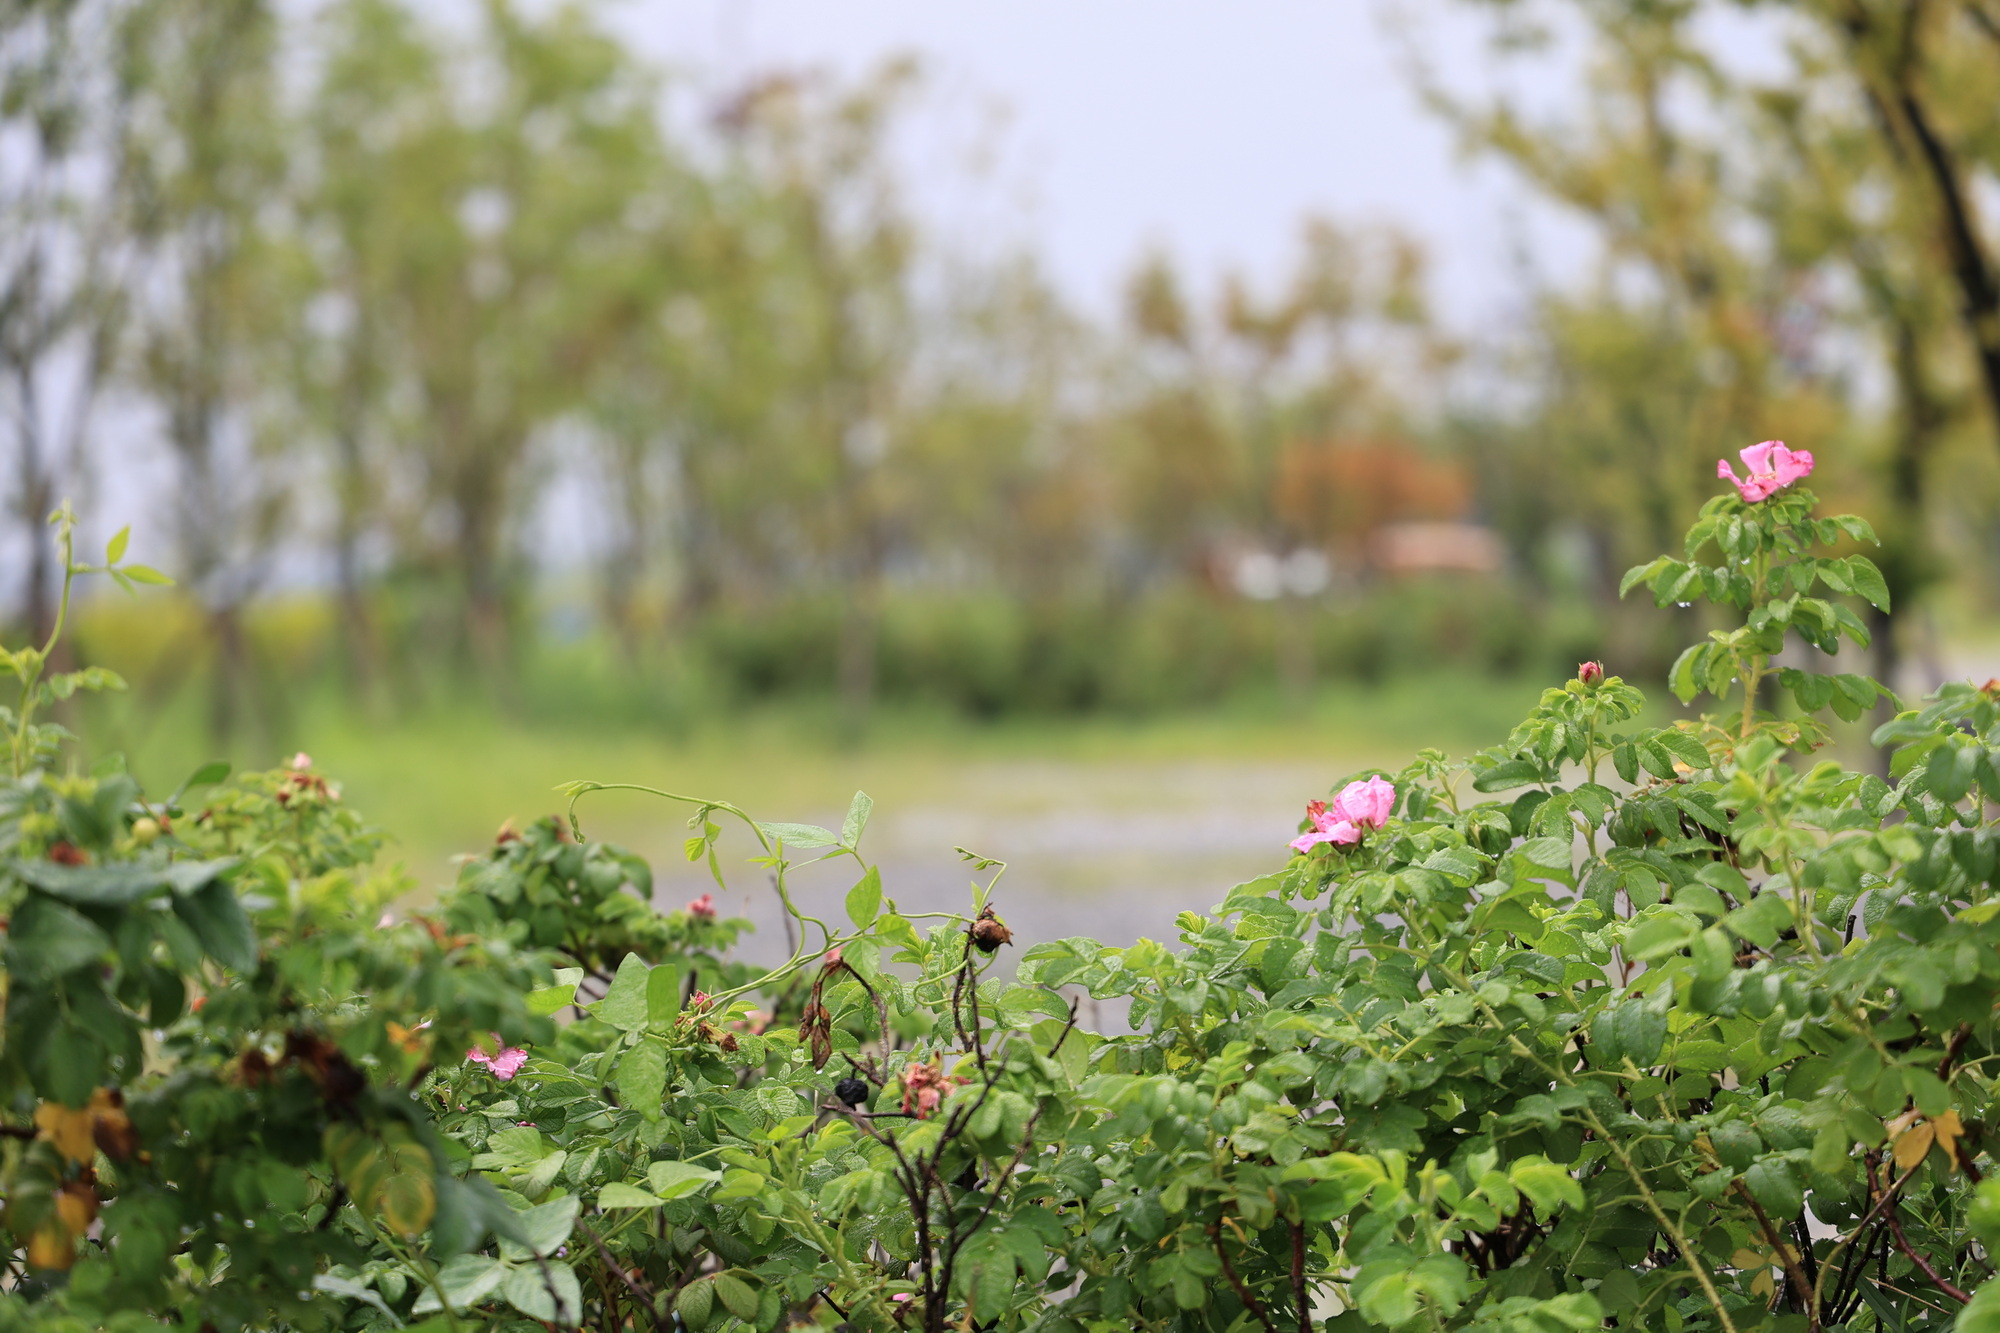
[970,907,1013,954]
[834,1077,869,1107]
[1577,661,1605,687]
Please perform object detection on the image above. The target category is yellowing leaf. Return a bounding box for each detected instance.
[26,1226,73,1271]
[1933,1110,1966,1171]
[1892,1122,1935,1171]
[54,1188,95,1237]
[378,1166,436,1237]
[34,1103,96,1165]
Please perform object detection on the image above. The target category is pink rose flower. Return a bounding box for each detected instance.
[1289,777,1396,853]
[1290,798,1361,853]
[466,1041,530,1080]
[1718,440,1813,503]
[289,752,313,771]
[1334,776,1396,829]
[686,893,716,920]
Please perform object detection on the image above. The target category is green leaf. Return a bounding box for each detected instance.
[1655,729,1709,770]
[593,953,651,1031]
[616,1041,667,1119]
[1744,1158,1803,1217]
[171,878,258,973]
[1668,644,1703,704]
[105,526,130,564]
[1473,758,1546,792]
[1592,1000,1666,1068]
[1516,837,1571,871]
[30,1021,104,1105]
[1954,1277,2000,1333]
[845,865,883,928]
[511,1195,579,1258]
[171,760,231,803]
[646,1160,721,1199]
[597,1182,663,1209]
[842,790,873,847]
[1510,1157,1584,1214]
[502,1262,581,1324]
[411,1255,505,1313]
[120,564,173,586]
[756,821,839,849]
[6,895,112,980]
[676,1280,716,1331]
[645,963,681,1028]
[1619,556,1670,599]
[1846,555,1891,610]
[10,857,234,907]
[1358,1271,1419,1327]
[527,981,579,1016]
[713,1272,759,1322]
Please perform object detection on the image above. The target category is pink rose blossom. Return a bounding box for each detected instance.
[466,1041,530,1080]
[685,893,716,920]
[1290,777,1396,853]
[289,752,313,771]
[1718,440,1813,503]
[1334,776,1397,830]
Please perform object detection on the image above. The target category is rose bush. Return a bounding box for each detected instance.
[2,448,1999,1332]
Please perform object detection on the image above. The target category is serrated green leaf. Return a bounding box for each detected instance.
[1846,555,1891,610]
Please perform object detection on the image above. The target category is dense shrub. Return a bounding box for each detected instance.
[5,459,2000,1333]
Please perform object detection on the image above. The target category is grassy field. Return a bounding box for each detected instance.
[77,669,1562,888]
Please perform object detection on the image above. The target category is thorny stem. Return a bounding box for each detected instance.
[1730,1180,1818,1330]
[1210,1219,1284,1333]
[10,506,76,778]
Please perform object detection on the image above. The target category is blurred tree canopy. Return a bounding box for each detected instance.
[0,0,1996,742]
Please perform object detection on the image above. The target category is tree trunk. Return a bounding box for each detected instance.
[14,365,56,646]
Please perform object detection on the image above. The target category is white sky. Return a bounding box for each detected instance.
[605,0,1597,330]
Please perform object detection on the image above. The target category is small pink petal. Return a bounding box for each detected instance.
[1291,821,1361,852]
[1738,441,1778,476]
[487,1048,529,1080]
[1772,444,1813,486]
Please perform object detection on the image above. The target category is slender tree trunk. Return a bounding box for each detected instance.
[332,328,380,702]
[14,364,56,646]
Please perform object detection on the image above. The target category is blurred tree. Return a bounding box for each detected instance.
[697,63,921,736]
[1114,223,1441,574]
[0,0,132,645]
[1429,0,2000,693]
[113,0,289,743]
[326,0,674,676]
[288,0,445,698]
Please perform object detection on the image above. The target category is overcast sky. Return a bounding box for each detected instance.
[604,0,1596,331]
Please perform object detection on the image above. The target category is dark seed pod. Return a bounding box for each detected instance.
[970,906,1013,954]
[834,1077,869,1107]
